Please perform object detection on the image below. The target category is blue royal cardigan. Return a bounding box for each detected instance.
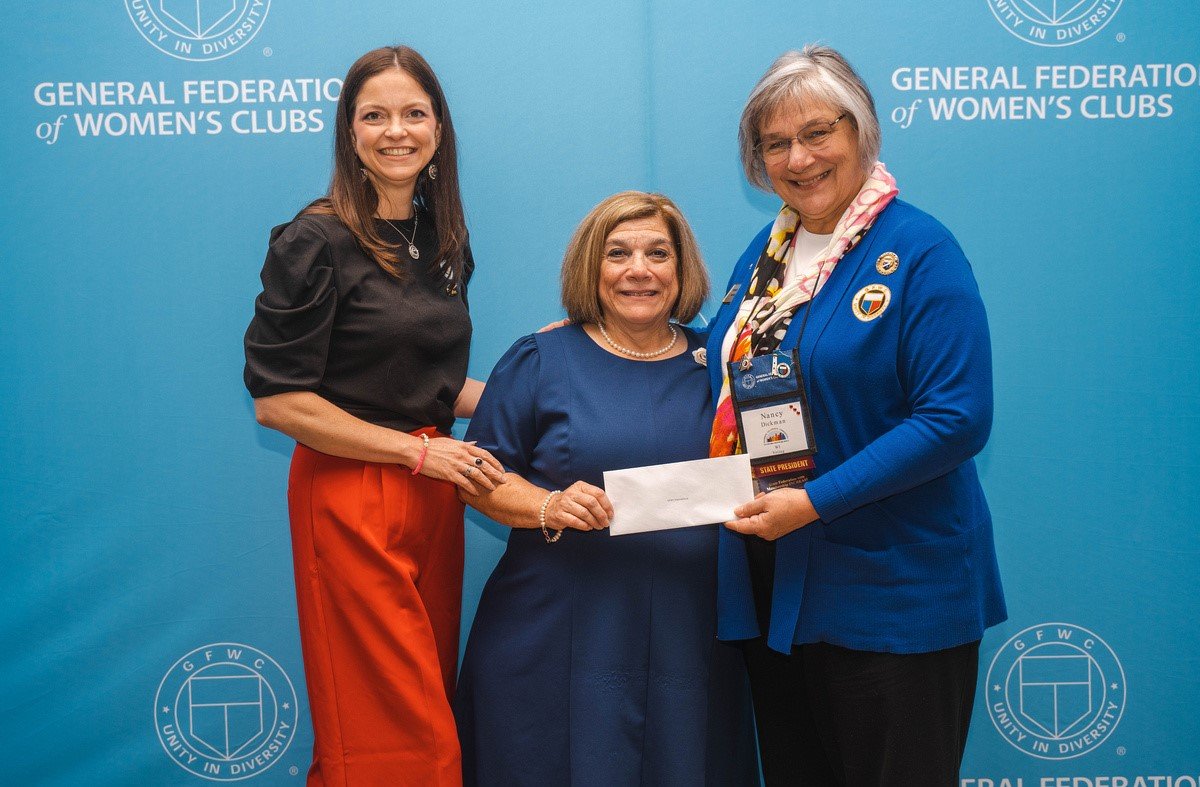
[706,199,1006,654]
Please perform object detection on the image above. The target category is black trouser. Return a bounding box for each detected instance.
[742,537,980,787]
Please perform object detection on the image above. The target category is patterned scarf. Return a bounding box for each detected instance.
[709,161,898,457]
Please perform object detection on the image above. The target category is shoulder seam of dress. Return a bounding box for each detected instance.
[288,213,337,245]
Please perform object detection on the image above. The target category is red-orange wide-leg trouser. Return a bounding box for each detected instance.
[288,437,464,787]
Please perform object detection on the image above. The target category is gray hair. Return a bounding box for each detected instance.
[738,45,882,191]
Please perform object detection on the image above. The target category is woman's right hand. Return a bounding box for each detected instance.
[418,437,506,495]
[543,481,614,532]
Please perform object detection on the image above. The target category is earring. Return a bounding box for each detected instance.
[360,167,369,181]
[427,163,438,181]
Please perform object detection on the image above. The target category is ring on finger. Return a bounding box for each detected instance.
[474,457,484,467]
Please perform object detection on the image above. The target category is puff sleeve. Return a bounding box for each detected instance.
[243,219,337,397]
[463,335,541,478]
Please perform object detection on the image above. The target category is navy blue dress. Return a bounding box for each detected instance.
[456,325,757,786]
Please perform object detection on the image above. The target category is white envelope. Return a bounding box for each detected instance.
[603,454,754,536]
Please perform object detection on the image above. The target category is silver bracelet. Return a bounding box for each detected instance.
[539,490,563,543]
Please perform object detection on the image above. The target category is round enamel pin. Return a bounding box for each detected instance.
[876,251,899,275]
[852,284,891,322]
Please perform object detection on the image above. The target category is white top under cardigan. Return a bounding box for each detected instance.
[718,227,834,368]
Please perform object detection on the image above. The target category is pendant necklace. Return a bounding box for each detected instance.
[382,211,420,260]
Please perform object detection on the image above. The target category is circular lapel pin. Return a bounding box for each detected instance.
[876,252,899,275]
[852,284,891,322]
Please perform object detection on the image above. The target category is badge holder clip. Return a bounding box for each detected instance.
[728,349,817,493]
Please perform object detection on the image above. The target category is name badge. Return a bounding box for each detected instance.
[728,350,817,492]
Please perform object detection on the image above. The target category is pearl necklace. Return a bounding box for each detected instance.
[597,323,679,359]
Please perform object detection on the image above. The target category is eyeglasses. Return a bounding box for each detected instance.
[754,114,847,162]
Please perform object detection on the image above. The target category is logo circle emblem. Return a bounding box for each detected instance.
[876,252,899,276]
[740,373,756,390]
[154,642,298,781]
[851,284,891,322]
[985,623,1126,760]
[985,0,1123,47]
[124,0,272,61]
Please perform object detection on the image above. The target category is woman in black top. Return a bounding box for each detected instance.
[244,46,503,786]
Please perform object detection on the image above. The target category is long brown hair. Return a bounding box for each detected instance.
[304,46,467,280]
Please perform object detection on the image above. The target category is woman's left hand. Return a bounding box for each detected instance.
[724,488,819,541]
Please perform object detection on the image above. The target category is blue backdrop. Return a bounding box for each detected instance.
[3,2,1198,784]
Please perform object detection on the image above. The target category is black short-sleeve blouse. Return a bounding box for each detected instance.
[243,210,473,433]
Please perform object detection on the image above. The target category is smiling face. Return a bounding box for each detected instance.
[597,215,680,333]
[760,99,866,234]
[352,68,440,214]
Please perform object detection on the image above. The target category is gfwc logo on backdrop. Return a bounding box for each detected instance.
[154,643,298,781]
[124,0,271,61]
[986,0,1122,47]
[30,1,336,145]
[886,1,1200,127]
[986,623,1126,760]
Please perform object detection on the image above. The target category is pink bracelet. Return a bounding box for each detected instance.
[411,433,430,476]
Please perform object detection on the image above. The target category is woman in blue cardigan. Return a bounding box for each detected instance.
[709,46,1006,785]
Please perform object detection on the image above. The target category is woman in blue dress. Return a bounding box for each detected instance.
[455,191,758,786]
